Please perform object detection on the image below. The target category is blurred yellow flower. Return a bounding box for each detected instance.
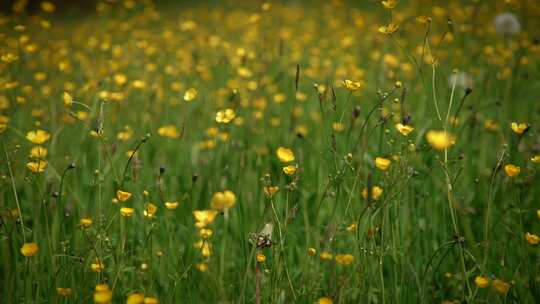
[381,0,398,9]
[491,279,510,295]
[194,240,212,257]
[20,242,39,257]
[144,296,159,304]
[40,1,55,13]
[1,53,19,63]
[199,228,213,238]
[56,287,72,296]
[342,79,363,91]
[63,92,73,107]
[91,259,105,272]
[30,146,48,158]
[27,160,47,173]
[120,207,135,217]
[165,201,179,210]
[395,123,413,136]
[193,210,218,228]
[93,284,112,304]
[525,232,539,245]
[318,297,333,304]
[510,122,528,135]
[276,147,295,163]
[144,203,157,218]
[256,252,266,263]
[158,125,179,138]
[116,190,132,202]
[26,129,50,144]
[210,190,237,211]
[378,22,399,34]
[503,164,520,178]
[362,186,383,201]
[196,262,208,272]
[474,276,490,288]
[216,109,236,123]
[426,130,455,150]
[80,217,93,228]
[530,155,540,163]
[335,254,354,265]
[307,248,317,256]
[264,186,280,197]
[282,165,297,175]
[184,88,198,102]
[320,251,333,260]
[127,292,145,304]
[375,157,391,171]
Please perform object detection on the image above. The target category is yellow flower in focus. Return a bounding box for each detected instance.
[382,0,398,9]
[276,147,295,163]
[503,164,520,178]
[395,123,413,136]
[27,160,47,173]
[20,242,39,257]
[318,297,333,304]
[91,259,105,272]
[116,190,132,202]
[491,279,510,295]
[80,217,93,228]
[375,157,391,171]
[144,203,157,218]
[510,122,528,135]
[425,130,455,150]
[210,190,237,211]
[120,207,134,217]
[282,165,297,175]
[193,210,218,228]
[530,155,540,163]
[215,109,236,123]
[342,79,363,91]
[378,22,399,34]
[56,287,73,296]
[256,252,266,263]
[474,276,490,288]
[165,201,179,210]
[157,125,179,138]
[127,292,145,304]
[63,92,73,107]
[26,129,50,144]
[362,186,383,201]
[525,232,539,245]
[183,88,197,102]
[335,254,354,265]
[30,146,48,158]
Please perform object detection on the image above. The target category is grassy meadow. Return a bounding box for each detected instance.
[1,0,540,303]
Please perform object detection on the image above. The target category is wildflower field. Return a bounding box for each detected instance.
[1,0,540,303]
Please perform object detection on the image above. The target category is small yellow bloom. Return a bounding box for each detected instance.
[144,297,159,304]
[335,254,354,265]
[80,217,93,228]
[116,190,132,202]
[395,123,413,136]
[378,22,399,34]
[491,279,511,295]
[276,147,295,163]
[199,228,213,239]
[56,287,73,296]
[165,201,179,210]
[1,53,19,63]
[210,190,237,211]
[346,223,357,232]
[196,262,208,272]
[120,207,135,217]
[318,297,333,304]
[157,125,179,139]
[525,232,540,245]
[282,165,297,175]
[264,186,280,198]
[30,146,47,158]
[426,130,455,150]
[183,88,197,102]
[416,15,431,24]
[143,203,157,218]
[256,252,266,263]
[531,155,540,163]
[215,109,236,123]
[194,241,212,257]
[20,242,39,257]
[342,79,363,91]
[26,160,47,173]
[26,129,50,144]
[91,259,105,272]
[63,92,73,107]
[320,251,333,260]
[381,0,398,9]
[93,284,112,304]
[474,276,490,288]
[375,157,391,171]
[361,186,383,201]
[193,210,218,228]
[537,209,540,219]
[504,164,520,178]
[307,248,317,257]
[332,122,345,132]
[127,292,145,304]
[510,122,528,135]
[40,1,56,13]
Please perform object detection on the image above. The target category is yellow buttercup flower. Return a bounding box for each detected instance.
[40,1,56,13]
[510,122,528,135]
[196,262,208,272]
[381,0,398,9]
[282,165,297,175]
[378,22,399,34]
[1,53,19,63]
[80,217,93,228]
[307,248,317,257]
[193,210,218,228]
[264,186,280,197]
[491,279,510,295]
[215,108,236,123]
[426,130,455,150]
[342,79,363,91]
[525,232,539,245]
[530,155,540,163]
[26,160,47,173]
[503,164,520,178]
[474,276,490,288]
[63,92,73,107]
[395,123,413,136]
[30,146,48,158]
[116,190,132,202]
[93,284,112,304]
[199,228,213,238]
[143,296,159,304]
[375,157,391,171]
[318,297,333,304]
[157,125,179,138]
[362,186,383,201]
[320,251,333,260]
[20,242,39,257]
[183,88,198,101]
[210,190,237,211]
[26,129,50,144]
[276,147,295,163]
[165,201,179,210]
[91,259,105,272]
[335,254,354,265]
[193,240,212,257]
[120,207,135,217]
[256,252,266,263]
[127,292,145,304]
[56,287,73,296]
[144,203,157,218]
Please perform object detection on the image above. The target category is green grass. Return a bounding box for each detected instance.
[1,1,540,303]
